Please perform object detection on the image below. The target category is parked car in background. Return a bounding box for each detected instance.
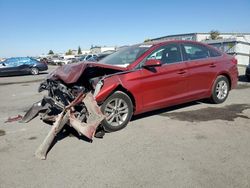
[30,40,238,133]
[96,51,115,61]
[96,53,110,61]
[39,58,48,64]
[0,57,48,76]
[51,57,71,65]
[78,53,114,62]
[67,57,78,63]
[246,63,250,81]
[0,58,6,62]
[79,54,98,62]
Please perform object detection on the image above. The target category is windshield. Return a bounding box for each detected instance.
[99,44,151,67]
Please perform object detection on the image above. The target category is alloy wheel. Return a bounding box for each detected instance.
[104,98,129,127]
[216,80,228,100]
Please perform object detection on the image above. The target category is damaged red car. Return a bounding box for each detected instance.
[23,40,238,134]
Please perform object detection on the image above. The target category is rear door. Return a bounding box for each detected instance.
[139,43,189,112]
[181,42,218,98]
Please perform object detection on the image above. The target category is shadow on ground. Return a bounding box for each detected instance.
[0,129,6,136]
[132,101,201,122]
[160,103,250,122]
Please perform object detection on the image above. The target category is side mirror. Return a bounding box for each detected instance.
[143,59,161,67]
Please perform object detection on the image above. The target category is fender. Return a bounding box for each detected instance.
[95,75,122,103]
[208,70,233,97]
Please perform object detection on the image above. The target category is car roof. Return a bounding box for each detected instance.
[8,57,32,60]
[143,40,206,47]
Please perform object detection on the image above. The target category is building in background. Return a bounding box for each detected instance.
[151,33,250,65]
[81,49,91,54]
[205,38,250,66]
[90,46,116,54]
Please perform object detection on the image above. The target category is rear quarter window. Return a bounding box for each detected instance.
[183,43,209,61]
[209,48,222,57]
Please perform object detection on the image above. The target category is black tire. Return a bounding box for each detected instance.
[101,91,133,132]
[30,67,39,75]
[210,75,229,104]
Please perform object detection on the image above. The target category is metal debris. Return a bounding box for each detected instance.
[5,115,23,123]
[34,92,105,160]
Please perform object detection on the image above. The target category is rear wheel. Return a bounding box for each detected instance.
[101,91,133,132]
[30,67,39,75]
[210,76,229,104]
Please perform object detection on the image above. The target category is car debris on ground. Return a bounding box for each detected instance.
[22,91,105,160]
[5,114,23,123]
[33,92,104,160]
[20,63,119,159]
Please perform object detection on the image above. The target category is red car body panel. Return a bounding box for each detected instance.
[51,40,238,116]
[95,75,121,101]
[48,62,126,84]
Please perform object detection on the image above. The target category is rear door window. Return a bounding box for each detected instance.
[182,43,209,61]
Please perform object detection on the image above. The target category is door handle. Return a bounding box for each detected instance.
[209,63,216,68]
[177,69,187,75]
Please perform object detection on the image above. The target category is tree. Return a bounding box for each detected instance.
[144,38,151,42]
[210,30,220,40]
[48,50,54,55]
[78,46,82,55]
[65,49,73,55]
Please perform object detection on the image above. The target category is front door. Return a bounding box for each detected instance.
[139,43,189,112]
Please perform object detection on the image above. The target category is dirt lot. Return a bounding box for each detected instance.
[0,66,250,188]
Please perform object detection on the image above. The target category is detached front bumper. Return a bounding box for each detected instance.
[22,92,105,141]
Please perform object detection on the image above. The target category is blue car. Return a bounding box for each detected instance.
[0,57,48,76]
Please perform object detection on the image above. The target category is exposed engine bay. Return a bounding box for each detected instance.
[21,62,125,159]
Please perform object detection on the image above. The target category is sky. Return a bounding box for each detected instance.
[0,0,250,57]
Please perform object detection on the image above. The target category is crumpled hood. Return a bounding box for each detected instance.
[47,62,127,84]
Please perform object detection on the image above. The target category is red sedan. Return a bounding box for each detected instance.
[24,40,238,134]
[92,40,238,131]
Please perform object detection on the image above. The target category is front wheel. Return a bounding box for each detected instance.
[101,91,133,132]
[210,76,229,104]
